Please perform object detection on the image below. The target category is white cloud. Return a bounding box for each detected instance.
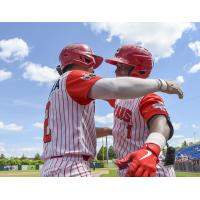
[33,136,42,140]
[16,147,42,157]
[188,62,200,74]
[0,38,29,62]
[192,124,200,129]
[0,143,11,157]
[173,134,184,139]
[13,99,43,109]
[95,113,113,127]
[22,62,59,84]
[17,147,41,153]
[172,122,181,130]
[176,75,184,84]
[171,136,195,147]
[188,41,200,56]
[33,122,43,129]
[0,69,12,81]
[0,143,6,153]
[88,22,195,60]
[0,121,23,132]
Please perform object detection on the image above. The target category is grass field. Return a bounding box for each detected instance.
[1,169,200,177]
[0,170,40,177]
[176,171,200,177]
[101,169,200,177]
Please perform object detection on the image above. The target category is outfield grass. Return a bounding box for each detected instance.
[100,168,118,177]
[176,171,200,177]
[100,169,200,177]
[0,170,40,177]
[1,169,200,177]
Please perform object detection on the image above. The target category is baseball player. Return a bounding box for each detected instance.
[106,44,178,177]
[40,43,183,177]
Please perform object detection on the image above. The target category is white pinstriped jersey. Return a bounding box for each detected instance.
[40,155,91,177]
[111,94,176,177]
[41,70,101,161]
[113,98,149,159]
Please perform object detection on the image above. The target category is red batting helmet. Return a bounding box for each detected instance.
[59,43,103,71]
[105,45,153,78]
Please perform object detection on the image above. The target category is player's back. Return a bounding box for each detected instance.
[41,71,96,160]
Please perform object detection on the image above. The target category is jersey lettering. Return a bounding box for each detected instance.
[114,105,132,123]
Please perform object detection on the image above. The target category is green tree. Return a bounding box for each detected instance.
[0,154,5,159]
[34,153,41,160]
[0,158,8,166]
[97,146,107,160]
[14,159,21,165]
[188,142,194,147]
[108,146,117,159]
[7,158,17,166]
[32,160,44,165]
[181,141,188,148]
[20,154,27,160]
[21,159,31,165]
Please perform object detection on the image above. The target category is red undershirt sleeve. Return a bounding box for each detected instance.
[66,70,102,105]
[139,93,169,123]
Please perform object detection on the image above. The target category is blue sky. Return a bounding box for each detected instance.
[0,22,200,157]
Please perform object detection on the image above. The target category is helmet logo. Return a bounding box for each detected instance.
[81,73,96,80]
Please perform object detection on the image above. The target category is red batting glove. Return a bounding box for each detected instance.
[115,143,161,177]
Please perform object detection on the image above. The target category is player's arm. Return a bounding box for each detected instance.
[115,94,173,177]
[148,115,171,141]
[67,71,183,106]
[118,115,171,177]
[89,77,183,100]
[96,127,112,138]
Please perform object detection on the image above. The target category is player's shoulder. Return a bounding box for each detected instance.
[67,69,86,77]
[67,70,99,80]
[142,93,164,100]
[140,93,164,104]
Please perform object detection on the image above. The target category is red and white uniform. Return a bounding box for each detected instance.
[111,94,176,177]
[40,70,101,177]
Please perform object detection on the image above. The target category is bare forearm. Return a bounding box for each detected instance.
[89,77,159,99]
[89,78,183,100]
[96,127,112,138]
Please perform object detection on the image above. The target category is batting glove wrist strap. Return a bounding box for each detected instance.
[142,143,161,157]
[157,79,167,91]
[145,132,166,150]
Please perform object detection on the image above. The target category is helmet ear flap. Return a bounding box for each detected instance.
[127,66,135,76]
[81,54,96,66]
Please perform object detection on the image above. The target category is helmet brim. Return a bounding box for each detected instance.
[105,57,131,66]
[93,55,103,69]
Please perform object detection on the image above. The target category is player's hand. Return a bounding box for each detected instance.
[115,143,161,177]
[158,79,184,99]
